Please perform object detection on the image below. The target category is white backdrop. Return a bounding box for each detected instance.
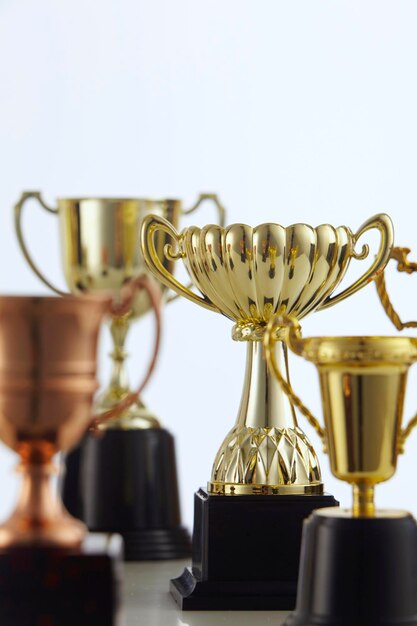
[1,0,417,531]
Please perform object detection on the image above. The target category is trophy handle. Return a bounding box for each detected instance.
[399,411,417,453]
[166,193,226,304]
[89,274,162,431]
[141,214,221,314]
[318,213,394,310]
[264,314,327,450]
[14,191,67,295]
[375,247,417,330]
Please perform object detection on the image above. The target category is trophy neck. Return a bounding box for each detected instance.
[95,314,161,430]
[236,339,297,430]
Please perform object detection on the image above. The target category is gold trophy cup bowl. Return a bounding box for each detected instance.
[0,295,111,548]
[141,213,393,610]
[265,316,417,626]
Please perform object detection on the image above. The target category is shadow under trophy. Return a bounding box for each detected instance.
[141,213,393,609]
[0,295,125,625]
[14,191,225,560]
[265,315,417,626]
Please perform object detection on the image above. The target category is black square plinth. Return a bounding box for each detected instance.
[0,533,123,625]
[170,488,338,610]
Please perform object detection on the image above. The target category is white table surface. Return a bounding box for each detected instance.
[123,559,290,626]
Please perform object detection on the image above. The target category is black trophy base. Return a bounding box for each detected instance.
[119,526,192,561]
[0,533,123,626]
[171,488,338,611]
[62,428,191,561]
[285,509,417,626]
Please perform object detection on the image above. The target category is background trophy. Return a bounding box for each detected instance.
[141,213,393,609]
[14,191,225,560]
[265,315,417,626]
[0,295,122,625]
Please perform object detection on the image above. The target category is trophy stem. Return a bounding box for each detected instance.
[109,312,132,393]
[236,339,298,430]
[0,458,86,548]
[352,483,375,517]
[96,312,160,429]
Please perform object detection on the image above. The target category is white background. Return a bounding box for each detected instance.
[1,0,417,531]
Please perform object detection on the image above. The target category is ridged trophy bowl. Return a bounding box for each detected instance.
[142,214,393,495]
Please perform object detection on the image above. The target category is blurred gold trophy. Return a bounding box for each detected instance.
[0,295,122,623]
[141,213,393,610]
[14,191,225,560]
[265,316,417,626]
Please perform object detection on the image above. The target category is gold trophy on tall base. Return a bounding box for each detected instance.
[14,191,225,560]
[0,295,123,625]
[141,213,393,610]
[265,316,417,626]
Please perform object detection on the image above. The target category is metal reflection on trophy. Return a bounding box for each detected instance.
[141,213,393,610]
[265,316,417,626]
[14,191,226,561]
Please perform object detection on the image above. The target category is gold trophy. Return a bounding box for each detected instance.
[14,191,225,561]
[0,295,123,623]
[141,213,393,610]
[265,315,417,626]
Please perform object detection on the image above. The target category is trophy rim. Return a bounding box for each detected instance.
[300,335,417,364]
[0,293,111,305]
[56,196,182,204]
[181,220,352,231]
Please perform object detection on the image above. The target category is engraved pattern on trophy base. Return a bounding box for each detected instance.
[210,426,322,492]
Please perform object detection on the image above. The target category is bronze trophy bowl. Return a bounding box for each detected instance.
[0,295,111,547]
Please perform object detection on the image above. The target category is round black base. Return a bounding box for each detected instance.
[61,428,191,561]
[122,527,191,561]
[285,509,417,626]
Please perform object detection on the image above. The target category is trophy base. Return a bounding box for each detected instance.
[0,533,122,626]
[170,488,338,610]
[284,508,417,626]
[62,428,192,561]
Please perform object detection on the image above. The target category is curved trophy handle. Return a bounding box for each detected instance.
[166,193,226,304]
[141,214,221,314]
[89,274,162,431]
[318,213,394,310]
[398,409,417,453]
[264,314,327,450]
[14,191,67,295]
[375,247,417,331]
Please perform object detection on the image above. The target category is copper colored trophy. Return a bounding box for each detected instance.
[0,295,122,624]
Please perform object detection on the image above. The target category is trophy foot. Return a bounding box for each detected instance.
[61,428,191,561]
[1,461,87,549]
[0,533,123,626]
[170,488,338,610]
[284,509,417,626]
[95,393,161,430]
[0,510,86,549]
